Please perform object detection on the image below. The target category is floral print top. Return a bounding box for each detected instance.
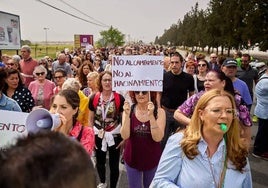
[178,90,252,126]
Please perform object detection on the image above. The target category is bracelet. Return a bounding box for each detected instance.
[150,125,159,129]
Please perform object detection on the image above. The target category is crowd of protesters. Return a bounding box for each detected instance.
[1,43,267,188]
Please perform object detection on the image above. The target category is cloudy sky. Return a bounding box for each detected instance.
[1,0,210,43]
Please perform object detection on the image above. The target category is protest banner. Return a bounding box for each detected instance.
[0,110,28,150]
[112,55,164,91]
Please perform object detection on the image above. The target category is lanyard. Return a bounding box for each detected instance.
[100,92,113,121]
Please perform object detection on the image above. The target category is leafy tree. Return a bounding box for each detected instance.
[96,26,125,47]
[155,0,268,52]
[21,40,32,45]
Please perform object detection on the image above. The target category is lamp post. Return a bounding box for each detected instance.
[43,27,49,55]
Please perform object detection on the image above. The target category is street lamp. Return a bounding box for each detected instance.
[43,27,49,55]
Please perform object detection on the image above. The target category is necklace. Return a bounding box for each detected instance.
[135,107,148,127]
[206,146,226,188]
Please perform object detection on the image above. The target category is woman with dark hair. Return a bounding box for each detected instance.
[0,68,21,111]
[38,58,53,81]
[71,56,82,78]
[174,70,252,148]
[3,68,34,112]
[88,71,125,188]
[120,91,165,188]
[78,61,94,90]
[194,59,209,93]
[50,89,95,155]
[53,69,67,94]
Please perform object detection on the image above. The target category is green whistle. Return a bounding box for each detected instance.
[220,123,227,132]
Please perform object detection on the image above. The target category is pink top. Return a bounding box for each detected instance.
[19,57,38,87]
[69,121,95,155]
[28,79,55,110]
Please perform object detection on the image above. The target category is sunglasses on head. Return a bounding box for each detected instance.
[36,72,45,76]
[134,91,148,95]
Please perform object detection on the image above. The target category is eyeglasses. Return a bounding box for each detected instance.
[36,72,45,76]
[205,108,237,118]
[102,79,112,83]
[198,64,207,67]
[54,76,64,79]
[134,91,148,95]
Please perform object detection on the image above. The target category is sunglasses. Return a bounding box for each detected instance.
[134,91,148,95]
[198,64,207,67]
[7,63,15,66]
[54,76,64,79]
[36,72,45,76]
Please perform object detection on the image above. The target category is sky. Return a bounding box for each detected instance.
[1,0,210,43]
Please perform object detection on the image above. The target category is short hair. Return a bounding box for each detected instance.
[54,69,67,77]
[87,71,99,79]
[0,131,96,188]
[242,53,250,59]
[12,55,21,63]
[185,61,196,68]
[33,65,47,76]
[170,51,184,63]
[21,45,31,53]
[62,78,81,92]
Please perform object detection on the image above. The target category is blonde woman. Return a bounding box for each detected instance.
[152,89,252,187]
[82,71,99,97]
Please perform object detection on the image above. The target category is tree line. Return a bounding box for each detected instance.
[154,1,268,55]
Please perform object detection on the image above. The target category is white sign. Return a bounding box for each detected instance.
[0,110,28,150]
[0,11,21,50]
[112,55,164,91]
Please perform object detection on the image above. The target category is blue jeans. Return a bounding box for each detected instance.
[125,163,157,188]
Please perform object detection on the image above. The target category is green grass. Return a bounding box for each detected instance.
[1,44,74,60]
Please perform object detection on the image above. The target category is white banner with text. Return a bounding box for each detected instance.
[112,55,164,91]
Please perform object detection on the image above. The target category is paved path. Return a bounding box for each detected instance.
[104,50,268,187]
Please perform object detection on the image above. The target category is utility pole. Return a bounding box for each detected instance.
[43,27,49,55]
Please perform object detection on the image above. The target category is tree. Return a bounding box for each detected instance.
[96,26,125,47]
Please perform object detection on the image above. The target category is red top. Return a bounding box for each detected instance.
[19,57,38,87]
[123,112,162,171]
[69,121,95,155]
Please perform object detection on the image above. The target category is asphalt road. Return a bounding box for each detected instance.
[97,121,268,188]
[101,50,268,187]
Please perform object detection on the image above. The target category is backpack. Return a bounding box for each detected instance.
[92,91,121,114]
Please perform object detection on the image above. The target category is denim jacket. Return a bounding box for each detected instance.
[0,93,22,112]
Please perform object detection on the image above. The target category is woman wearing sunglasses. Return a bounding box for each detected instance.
[29,65,55,110]
[121,90,166,188]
